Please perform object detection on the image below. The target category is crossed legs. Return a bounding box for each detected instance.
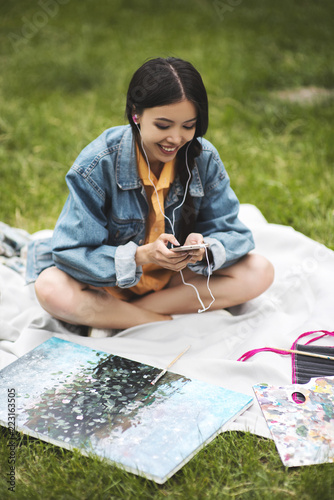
[34,253,274,330]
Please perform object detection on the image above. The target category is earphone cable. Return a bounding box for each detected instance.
[136,125,215,312]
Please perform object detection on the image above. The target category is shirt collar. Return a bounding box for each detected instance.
[135,143,176,189]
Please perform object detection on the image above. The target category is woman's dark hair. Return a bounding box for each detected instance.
[126,57,209,242]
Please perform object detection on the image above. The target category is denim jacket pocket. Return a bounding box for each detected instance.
[107,216,146,246]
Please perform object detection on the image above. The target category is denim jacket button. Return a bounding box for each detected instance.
[138,239,143,245]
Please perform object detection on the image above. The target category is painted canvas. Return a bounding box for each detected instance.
[253,377,334,467]
[0,338,253,483]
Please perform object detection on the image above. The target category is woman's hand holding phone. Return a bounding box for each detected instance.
[135,233,208,271]
[172,233,208,264]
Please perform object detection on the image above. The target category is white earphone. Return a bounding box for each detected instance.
[133,117,215,313]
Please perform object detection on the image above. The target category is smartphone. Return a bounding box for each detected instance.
[171,242,210,252]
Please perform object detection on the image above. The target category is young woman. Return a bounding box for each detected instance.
[32,57,274,330]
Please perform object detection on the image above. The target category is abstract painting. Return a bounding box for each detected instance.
[0,338,253,483]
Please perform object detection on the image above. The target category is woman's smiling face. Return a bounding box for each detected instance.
[136,99,197,170]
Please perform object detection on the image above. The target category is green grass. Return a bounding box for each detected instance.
[0,0,334,498]
[2,427,333,500]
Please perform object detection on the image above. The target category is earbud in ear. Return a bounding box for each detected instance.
[132,114,138,124]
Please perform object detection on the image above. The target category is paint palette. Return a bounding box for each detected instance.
[253,377,334,467]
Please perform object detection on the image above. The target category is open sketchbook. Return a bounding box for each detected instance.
[0,338,253,483]
[253,376,334,467]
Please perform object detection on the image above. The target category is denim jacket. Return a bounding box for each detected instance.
[26,125,255,287]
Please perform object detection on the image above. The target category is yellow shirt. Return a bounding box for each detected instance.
[104,144,176,300]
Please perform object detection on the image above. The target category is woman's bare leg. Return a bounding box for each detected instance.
[34,267,172,329]
[133,253,274,315]
[35,254,274,328]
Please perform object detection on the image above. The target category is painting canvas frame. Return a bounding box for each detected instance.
[0,338,253,483]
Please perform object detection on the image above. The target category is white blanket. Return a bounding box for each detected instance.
[1,204,334,438]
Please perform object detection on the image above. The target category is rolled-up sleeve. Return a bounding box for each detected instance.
[115,242,142,288]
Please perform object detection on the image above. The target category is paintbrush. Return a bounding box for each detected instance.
[268,347,334,362]
[150,345,191,385]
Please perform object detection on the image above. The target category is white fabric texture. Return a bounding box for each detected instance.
[1,204,333,438]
